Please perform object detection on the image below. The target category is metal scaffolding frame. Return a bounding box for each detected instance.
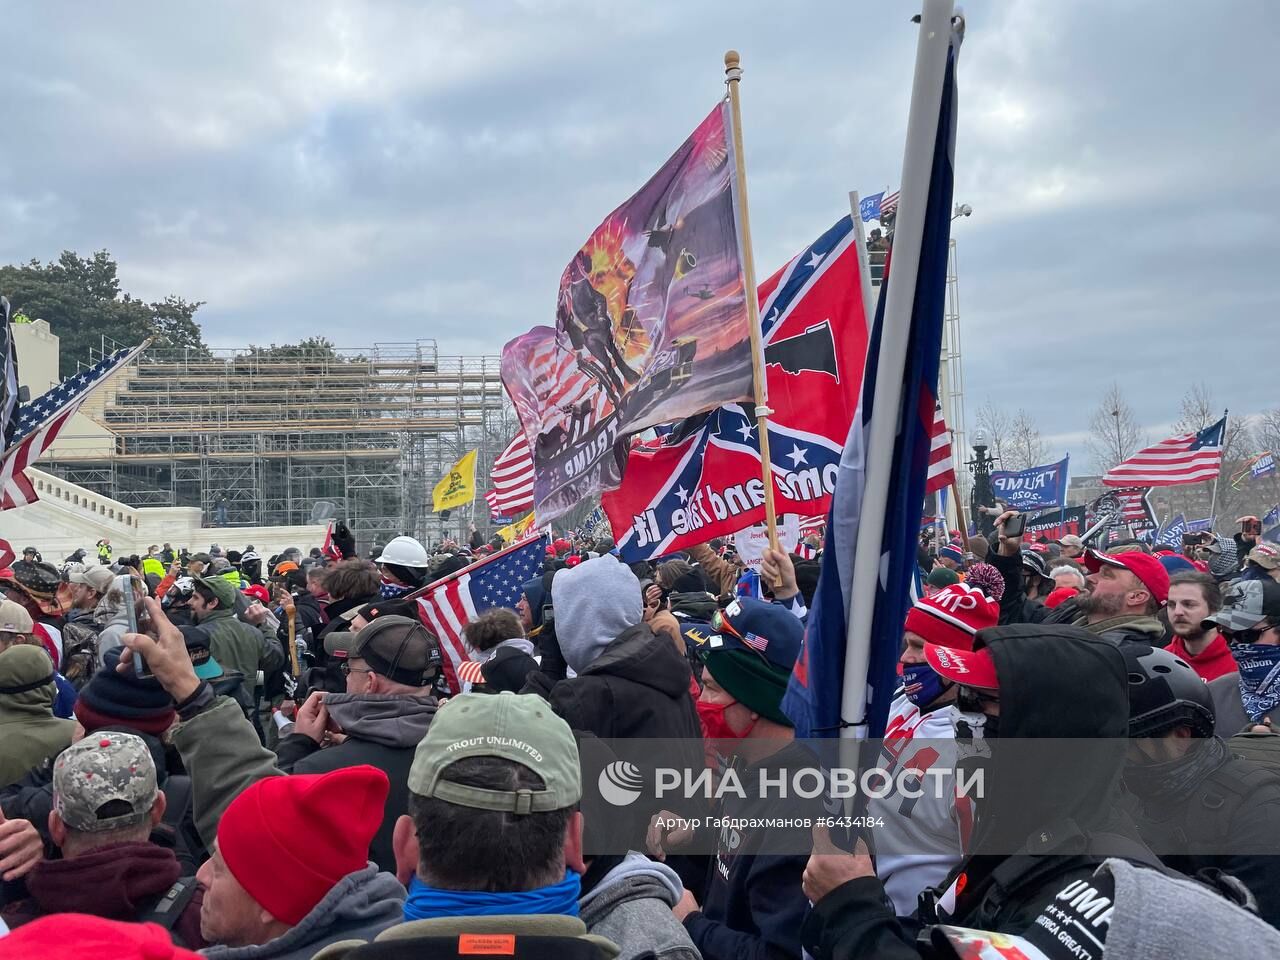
[44,339,510,550]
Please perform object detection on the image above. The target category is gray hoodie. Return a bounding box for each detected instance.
[554,557,644,674]
[579,853,702,960]
[322,693,436,747]
[1099,857,1280,959]
[94,574,141,650]
[201,863,405,960]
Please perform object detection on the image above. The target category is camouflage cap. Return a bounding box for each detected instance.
[54,732,158,833]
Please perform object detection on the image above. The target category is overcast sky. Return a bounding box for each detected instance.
[2,1,1275,469]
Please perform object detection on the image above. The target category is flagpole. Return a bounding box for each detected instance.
[1208,408,1228,530]
[847,192,879,331]
[839,0,955,739]
[724,50,780,553]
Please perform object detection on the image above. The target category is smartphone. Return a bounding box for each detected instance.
[1003,514,1026,538]
[122,576,151,678]
[1243,519,1262,536]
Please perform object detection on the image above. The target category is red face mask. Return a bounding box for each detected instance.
[697,698,753,741]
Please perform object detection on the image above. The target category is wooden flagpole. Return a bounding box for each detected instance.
[724,50,780,552]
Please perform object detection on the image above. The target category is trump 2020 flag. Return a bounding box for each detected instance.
[990,456,1070,513]
[509,102,753,525]
[859,192,885,223]
[783,14,961,739]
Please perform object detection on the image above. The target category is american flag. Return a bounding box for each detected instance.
[880,190,900,217]
[743,631,770,653]
[1103,417,1226,487]
[1104,487,1153,523]
[484,432,535,519]
[925,402,956,496]
[523,333,612,442]
[795,542,819,560]
[416,535,548,694]
[2,343,147,511]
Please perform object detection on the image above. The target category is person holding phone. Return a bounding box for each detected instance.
[983,510,1054,625]
[1236,516,1264,574]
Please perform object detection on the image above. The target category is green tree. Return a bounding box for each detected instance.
[0,250,208,377]
[245,337,353,362]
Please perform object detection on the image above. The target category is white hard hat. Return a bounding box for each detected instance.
[374,535,430,568]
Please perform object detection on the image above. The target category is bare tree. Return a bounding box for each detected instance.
[1003,410,1052,472]
[1086,384,1144,473]
[974,398,1012,467]
[1141,383,1256,526]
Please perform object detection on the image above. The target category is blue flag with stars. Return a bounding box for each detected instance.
[783,22,961,740]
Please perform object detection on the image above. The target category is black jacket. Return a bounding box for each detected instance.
[801,624,1155,960]
[986,550,1049,625]
[1128,747,1280,927]
[524,623,702,743]
[686,740,819,960]
[274,692,437,873]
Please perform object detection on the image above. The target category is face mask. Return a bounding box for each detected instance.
[953,709,998,764]
[379,578,410,600]
[1232,643,1280,722]
[902,662,950,708]
[697,698,752,741]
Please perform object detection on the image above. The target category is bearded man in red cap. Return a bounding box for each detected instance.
[1070,548,1170,647]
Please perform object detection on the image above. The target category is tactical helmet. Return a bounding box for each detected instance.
[1122,643,1215,738]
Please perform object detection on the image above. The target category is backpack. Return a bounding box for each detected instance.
[59,618,102,689]
[1228,729,1280,779]
[136,876,200,947]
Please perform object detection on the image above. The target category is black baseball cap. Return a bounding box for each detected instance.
[330,615,441,687]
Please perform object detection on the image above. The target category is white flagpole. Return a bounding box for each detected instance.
[847,192,879,331]
[839,0,956,739]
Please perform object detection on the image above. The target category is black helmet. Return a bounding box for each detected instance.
[1122,644,1215,738]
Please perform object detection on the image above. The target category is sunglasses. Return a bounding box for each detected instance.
[957,686,1000,714]
[339,660,374,677]
[709,609,772,665]
[1219,624,1276,644]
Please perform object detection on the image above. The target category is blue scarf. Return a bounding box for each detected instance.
[1233,643,1280,722]
[403,871,581,921]
[380,579,411,600]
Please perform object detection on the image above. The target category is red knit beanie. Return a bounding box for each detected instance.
[218,766,389,925]
[903,583,999,652]
[0,913,204,959]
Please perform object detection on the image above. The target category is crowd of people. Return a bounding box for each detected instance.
[0,510,1278,958]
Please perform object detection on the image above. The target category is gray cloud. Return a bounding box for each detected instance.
[2,0,1275,458]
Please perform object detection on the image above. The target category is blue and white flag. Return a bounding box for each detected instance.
[1186,517,1216,533]
[1252,453,1276,480]
[1264,504,1280,529]
[783,18,961,739]
[859,191,886,222]
[1156,514,1187,548]
[990,456,1069,513]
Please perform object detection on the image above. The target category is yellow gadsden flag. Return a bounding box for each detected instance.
[497,512,537,543]
[433,450,478,513]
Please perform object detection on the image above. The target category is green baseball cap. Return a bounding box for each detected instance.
[194,575,238,609]
[408,692,581,815]
[54,732,158,832]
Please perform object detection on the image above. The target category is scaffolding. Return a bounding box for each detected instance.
[42,339,516,549]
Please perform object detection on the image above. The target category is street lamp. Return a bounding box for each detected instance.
[968,429,998,537]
